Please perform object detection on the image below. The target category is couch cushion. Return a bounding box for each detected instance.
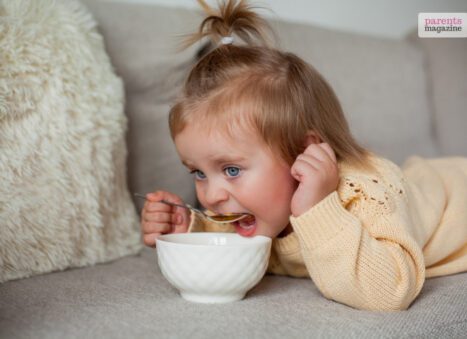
[1,248,466,338]
[0,0,141,283]
[271,21,440,164]
[411,35,467,157]
[81,0,204,210]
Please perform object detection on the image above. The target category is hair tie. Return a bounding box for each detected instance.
[220,36,234,45]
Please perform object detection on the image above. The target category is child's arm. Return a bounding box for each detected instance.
[290,144,424,311]
[291,174,425,311]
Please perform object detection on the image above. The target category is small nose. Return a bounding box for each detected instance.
[204,182,229,207]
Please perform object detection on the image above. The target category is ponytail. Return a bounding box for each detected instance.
[170,0,372,170]
[181,0,273,49]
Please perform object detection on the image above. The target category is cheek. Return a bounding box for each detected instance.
[270,178,296,214]
[272,165,297,197]
[195,183,206,206]
[253,167,297,214]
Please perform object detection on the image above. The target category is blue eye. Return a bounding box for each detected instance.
[190,170,206,180]
[224,166,241,177]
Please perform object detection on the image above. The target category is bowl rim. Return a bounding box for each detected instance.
[156,232,272,248]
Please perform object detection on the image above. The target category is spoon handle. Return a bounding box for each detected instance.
[159,200,196,212]
[133,193,247,224]
[133,193,197,213]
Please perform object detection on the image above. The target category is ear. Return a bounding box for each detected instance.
[303,130,322,147]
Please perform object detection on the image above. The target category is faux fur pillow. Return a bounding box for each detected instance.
[0,0,142,282]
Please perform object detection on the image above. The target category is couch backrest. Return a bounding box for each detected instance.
[82,0,202,208]
[82,1,465,208]
[411,35,467,157]
[271,20,441,164]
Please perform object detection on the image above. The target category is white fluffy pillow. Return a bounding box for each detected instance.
[0,0,142,282]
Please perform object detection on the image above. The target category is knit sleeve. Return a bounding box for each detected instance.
[187,211,235,234]
[290,170,426,311]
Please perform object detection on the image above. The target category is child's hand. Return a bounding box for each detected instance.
[290,143,339,217]
[141,190,191,247]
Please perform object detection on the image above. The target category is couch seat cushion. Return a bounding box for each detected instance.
[1,248,466,338]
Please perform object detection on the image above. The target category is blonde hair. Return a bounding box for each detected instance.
[169,0,370,167]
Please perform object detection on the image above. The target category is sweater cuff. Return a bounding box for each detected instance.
[290,191,358,251]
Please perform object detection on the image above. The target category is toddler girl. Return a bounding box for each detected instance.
[141,0,467,311]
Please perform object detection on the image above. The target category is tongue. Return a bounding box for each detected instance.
[240,216,256,227]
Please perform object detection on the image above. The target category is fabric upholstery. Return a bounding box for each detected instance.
[1,248,466,338]
[0,0,141,283]
[83,1,445,173]
[411,35,467,157]
[271,20,441,164]
[81,0,203,210]
[1,0,466,337]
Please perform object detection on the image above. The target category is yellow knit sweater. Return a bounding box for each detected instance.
[187,155,467,311]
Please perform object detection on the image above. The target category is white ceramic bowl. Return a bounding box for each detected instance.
[156,233,272,303]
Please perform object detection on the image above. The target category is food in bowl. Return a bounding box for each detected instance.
[156,232,272,303]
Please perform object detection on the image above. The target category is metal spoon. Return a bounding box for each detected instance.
[134,193,253,224]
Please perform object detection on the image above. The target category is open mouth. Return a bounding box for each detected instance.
[233,215,257,237]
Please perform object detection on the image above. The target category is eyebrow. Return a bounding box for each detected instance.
[210,155,246,164]
[181,160,192,167]
[182,155,246,168]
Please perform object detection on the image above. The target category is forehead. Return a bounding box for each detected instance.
[174,122,267,165]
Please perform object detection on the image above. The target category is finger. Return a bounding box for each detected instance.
[298,153,337,177]
[145,190,182,204]
[172,212,189,233]
[142,221,172,234]
[291,156,319,181]
[145,201,171,213]
[144,191,188,228]
[296,153,325,170]
[143,233,160,247]
[142,212,185,230]
[145,191,184,209]
[159,191,184,205]
[171,213,184,226]
[303,144,333,164]
[160,193,189,222]
[143,192,171,215]
[318,143,337,163]
[146,191,165,202]
[143,212,172,223]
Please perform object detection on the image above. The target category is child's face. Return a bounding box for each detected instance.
[175,123,297,238]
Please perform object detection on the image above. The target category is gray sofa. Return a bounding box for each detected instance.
[1,1,466,338]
